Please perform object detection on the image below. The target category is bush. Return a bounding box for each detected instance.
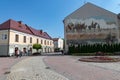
[68,43,120,56]
[54,48,60,52]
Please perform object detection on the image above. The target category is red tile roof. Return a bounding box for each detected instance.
[0,19,52,39]
[53,38,59,41]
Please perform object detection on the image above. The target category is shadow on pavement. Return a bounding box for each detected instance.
[41,52,64,56]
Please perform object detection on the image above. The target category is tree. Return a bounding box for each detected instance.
[33,44,42,53]
[54,48,60,52]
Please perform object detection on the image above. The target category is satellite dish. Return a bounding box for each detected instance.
[118,13,120,19]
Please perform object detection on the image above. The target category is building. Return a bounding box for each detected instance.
[53,38,64,51]
[63,2,120,52]
[0,19,54,56]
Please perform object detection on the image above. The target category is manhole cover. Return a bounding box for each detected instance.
[21,79,26,80]
[45,67,50,69]
[4,71,10,75]
[36,74,39,76]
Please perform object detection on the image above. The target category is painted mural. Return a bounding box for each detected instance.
[65,17,118,44]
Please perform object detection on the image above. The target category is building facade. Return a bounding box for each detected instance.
[63,2,120,52]
[0,19,54,56]
[53,38,64,51]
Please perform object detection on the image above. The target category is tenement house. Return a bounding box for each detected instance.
[53,38,64,51]
[0,19,54,56]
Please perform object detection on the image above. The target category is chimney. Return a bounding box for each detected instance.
[39,30,43,34]
[18,21,22,24]
[18,21,22,27]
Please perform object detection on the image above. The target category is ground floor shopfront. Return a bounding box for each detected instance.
[0,44,54,56]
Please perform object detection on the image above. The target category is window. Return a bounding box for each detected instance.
[41,40,43,44]
[30,37,32,43]
[37,39,39,43]
[47,41,49,45]
[2,34,7,40]
[50,41,52,45]
[23,36,26,43]
[15,34,19,42]
[44,40,46,45]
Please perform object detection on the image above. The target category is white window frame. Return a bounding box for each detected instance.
[2,34,7,40]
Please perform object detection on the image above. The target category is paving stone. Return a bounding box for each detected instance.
[44,56,120,80]
[6,56,69,80]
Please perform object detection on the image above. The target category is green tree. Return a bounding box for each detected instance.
[54,48,60,52]
[33,44,42,53]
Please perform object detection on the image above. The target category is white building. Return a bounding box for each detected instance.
[53,38,64,51]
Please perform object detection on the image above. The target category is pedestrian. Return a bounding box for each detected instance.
[15,47,19,58]
[15,49,17,57]
[19,50,22,57]
[17,49,20,58]
[23,48,27,56]
[61,50,64,55]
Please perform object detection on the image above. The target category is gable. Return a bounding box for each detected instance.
[0,19,11,30]
[64,2,117,20]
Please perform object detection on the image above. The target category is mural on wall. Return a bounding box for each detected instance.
[65,17,118,44]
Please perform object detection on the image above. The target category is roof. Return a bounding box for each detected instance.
[64,2,117,21]
[53,38,59,41]
[0,19,52,40]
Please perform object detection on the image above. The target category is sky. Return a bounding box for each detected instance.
[0,0,120,38]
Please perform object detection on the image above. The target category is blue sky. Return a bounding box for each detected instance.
[0,0,120,38]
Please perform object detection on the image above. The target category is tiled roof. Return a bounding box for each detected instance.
[0,19,52,40]
[28,27,52,39]
[53,38,59,41]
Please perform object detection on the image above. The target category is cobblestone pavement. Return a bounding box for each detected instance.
[44,56,120,80]
[0,57,26,80]
[6,56,69,80]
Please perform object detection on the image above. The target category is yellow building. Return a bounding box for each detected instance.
[0,19,54,56]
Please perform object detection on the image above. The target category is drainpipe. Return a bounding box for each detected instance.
[7,29,10,56]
